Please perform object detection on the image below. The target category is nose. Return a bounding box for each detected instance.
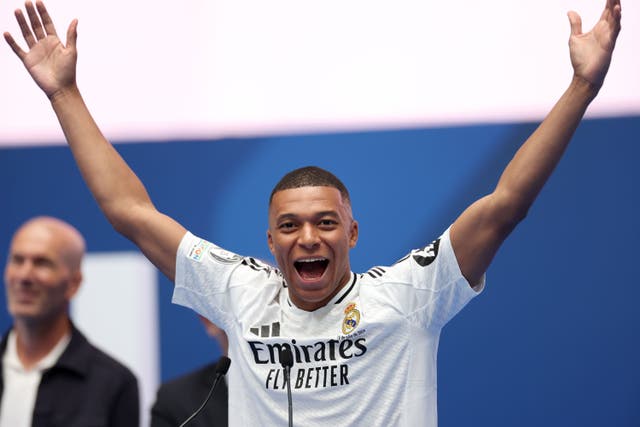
[298,223,320,249]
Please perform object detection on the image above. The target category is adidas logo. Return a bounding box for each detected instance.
[250,321,281,338]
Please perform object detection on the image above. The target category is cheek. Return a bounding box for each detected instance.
[44,284,70,304]
[4,270,13,286]
[270,235,293,253]
[38,272,68,292]
[34,271,56,285]
[273,249,288,267]
[4,264,23,283]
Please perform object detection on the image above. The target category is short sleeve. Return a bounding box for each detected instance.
[364,227,483,330]
[172,232,280,328]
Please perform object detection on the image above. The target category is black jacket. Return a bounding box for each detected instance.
[151,359,228,427]
[0,323,139,427]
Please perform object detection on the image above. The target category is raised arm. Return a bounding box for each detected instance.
[450,0,622,286]
[4,1,186,281]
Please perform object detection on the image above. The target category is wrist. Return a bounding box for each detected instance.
[569,75,601,103]
[49,84,81,105]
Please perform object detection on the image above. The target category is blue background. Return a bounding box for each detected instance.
[1,115,639,426]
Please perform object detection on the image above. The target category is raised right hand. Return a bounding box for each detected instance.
[4,0,78,99]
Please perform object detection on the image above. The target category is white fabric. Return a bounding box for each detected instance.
[173,227,482,427]
[0,330,71,427]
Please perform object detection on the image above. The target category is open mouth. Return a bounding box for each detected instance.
[294,258,329,281]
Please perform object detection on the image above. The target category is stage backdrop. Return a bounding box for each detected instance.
[1,116,639,426]
[0,0,638,146]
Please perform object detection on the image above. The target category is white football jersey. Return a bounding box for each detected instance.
[173,227,482,427]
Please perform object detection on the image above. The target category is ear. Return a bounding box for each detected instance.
[267,229,275,254]
[65,270,82,300]
[349,220,359,248]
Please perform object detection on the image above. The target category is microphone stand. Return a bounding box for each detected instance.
[179,356,231,427]
[280,347,294,427]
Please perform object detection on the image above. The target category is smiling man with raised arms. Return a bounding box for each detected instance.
[4,0,622,425]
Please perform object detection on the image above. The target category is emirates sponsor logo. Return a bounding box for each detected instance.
[247,337,368,390]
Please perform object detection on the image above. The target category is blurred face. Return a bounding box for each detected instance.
[4,223,81,324]
[267,186,358,311]
[198,315,229,355]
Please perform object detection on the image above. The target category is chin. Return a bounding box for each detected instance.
[10,304,42,319]
[296,283,339,305]
[294,276,333,293]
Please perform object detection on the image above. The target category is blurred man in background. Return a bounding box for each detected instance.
[0,216,139,427]
[151,316,228,427]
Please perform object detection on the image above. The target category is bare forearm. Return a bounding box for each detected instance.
[451,77,601,285]
[449,0,620,287]
[494,76,599,214]
[49,85,186,281]
[50,84,154,235]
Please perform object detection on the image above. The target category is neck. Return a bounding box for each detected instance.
[13,315,71,370]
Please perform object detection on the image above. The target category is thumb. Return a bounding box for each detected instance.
[567,11,582,37]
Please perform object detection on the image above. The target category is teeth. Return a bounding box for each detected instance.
[297,258,325,263]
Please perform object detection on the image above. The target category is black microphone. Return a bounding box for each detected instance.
[280,347,294,427]
[179,356,231,427]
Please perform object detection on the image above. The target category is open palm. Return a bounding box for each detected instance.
[568,0,622,87]
[4,1,77,99]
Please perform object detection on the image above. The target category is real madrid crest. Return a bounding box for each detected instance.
[342,302,361,335]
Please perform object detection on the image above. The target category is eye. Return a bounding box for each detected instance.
[318,219,338,229]
[9,254,24,266]
[33,257,55,268]
[278,222,297,231]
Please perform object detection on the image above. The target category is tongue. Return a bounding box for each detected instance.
[298,261,325,280]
